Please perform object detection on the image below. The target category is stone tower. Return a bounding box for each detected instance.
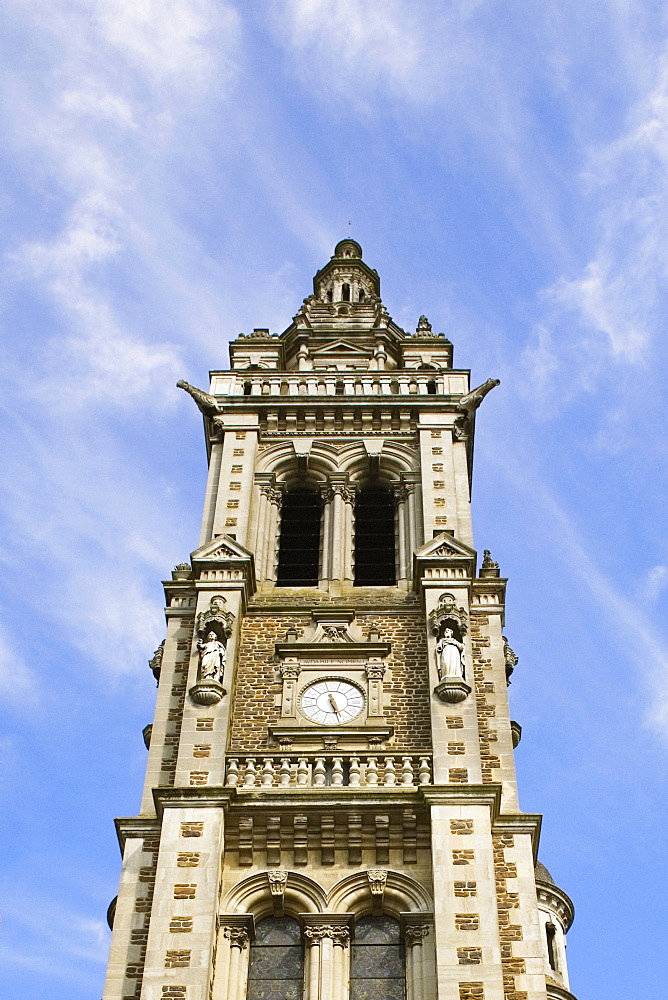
[103,240,576,1000]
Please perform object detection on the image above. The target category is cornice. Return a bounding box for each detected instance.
[536,878,575,931]
[227,786,425,811]
[152,786,235,818]
[114,815,161,852]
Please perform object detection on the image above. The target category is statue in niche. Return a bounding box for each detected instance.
[197,630,227,683]
[436,627,465,680]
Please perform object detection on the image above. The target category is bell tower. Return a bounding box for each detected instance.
[103,240,577,1000]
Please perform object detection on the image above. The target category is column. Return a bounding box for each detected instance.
[325,475,350,591]
[394,486,409,582]
[402,922,432,1000]
[402,473,421,553]
[319,485,334,584]
[262,487,283,582]
[211,916,254,1000]
[342,485,357,584]
[302,918,352,1000]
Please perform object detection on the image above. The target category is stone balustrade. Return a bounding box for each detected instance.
[224,754,432,788]
[211,373,460,397]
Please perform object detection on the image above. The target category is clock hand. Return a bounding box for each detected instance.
[328,693,341,715]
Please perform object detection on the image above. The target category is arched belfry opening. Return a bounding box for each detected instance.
[276,487,321,586]
[354,485,396,586]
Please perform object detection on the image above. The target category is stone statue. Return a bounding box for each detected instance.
[436,628,465,680]
[198,630,227,682]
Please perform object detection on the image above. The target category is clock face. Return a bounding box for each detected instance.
[300,679,364,726]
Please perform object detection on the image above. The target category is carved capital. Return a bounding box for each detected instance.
[303,924,349,946]
[268,487,284,507]
[331,926,351,947]
[365,662,385,680]
[280,662,301,680]
[329,482,356,504]
[404,925,430,947]
[223,927,250,949]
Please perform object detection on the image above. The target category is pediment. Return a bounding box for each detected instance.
[191,534,254,562]
[311,340,371,357]
[414,533,476,560]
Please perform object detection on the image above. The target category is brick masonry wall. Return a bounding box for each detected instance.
[228,595,432,753]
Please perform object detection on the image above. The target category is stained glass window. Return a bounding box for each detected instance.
[246,916,304,1000]
[350,916,406,1000]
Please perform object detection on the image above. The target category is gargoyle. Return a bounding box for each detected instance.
[177,380,222,417]
[458,378,500,417]
[453,378,500,440]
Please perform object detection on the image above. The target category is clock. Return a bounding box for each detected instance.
[300,679,365,726]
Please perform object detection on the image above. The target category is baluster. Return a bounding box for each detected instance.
[297,758,309,786]
[262,758,275,786]
[225,758,239,787]
[243,757,257,787]
[313,757,327,787]
[279,758,292,786]
[418,757,432,785]
[332,757,344,786]
[401,756,415,786]
[349,757,361,786]
[365,757,379,786]
[383,757,397,786]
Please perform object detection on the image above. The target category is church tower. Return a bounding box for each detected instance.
[103,240,576,1000]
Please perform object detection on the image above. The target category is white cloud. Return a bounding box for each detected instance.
[0,894,108,986]
[495,453,668,739]
[523,44,668,402]
[0,622,39,706]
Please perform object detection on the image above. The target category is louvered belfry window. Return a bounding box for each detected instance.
[276,488,321,586]
[354,486,396,586]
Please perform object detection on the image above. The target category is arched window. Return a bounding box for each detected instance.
[243,381,252,396]
[546,922,558,972]
[354,487,396,586]
[358,288,365,302]
[350,916,405,1000]
[326,286,333,302]
[276,488,321,586]
[342,282,351,301]
[247,916,304,1000]
[426,379,436,394]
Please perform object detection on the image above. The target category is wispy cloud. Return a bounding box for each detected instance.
[522,43,668,406]
[496,451,668,737]
[0,622,39,706]
[0,1,242,678]
[0,893,108,988]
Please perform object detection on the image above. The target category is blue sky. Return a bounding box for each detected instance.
[1,2,667,997]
